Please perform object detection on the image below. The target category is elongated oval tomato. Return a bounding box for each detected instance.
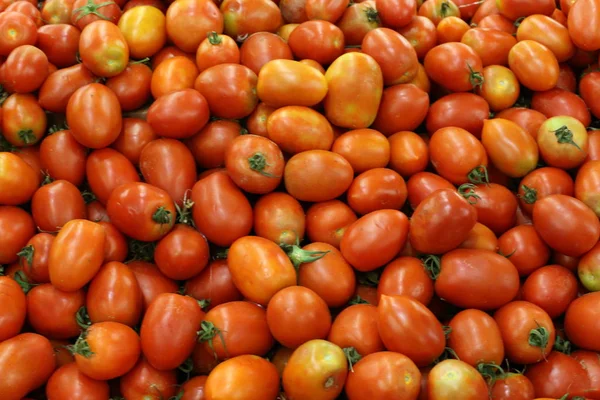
[184,259,243,310]
[306,200,357,248]
[166,0,223,53]
[328,304,384,357]
[461,27,516,67]
[79,20,129,77]
[40,130,87,186]
[378,295,445,366]
[497,225,550,276]
[38,64,96,113]
[341,210,409,272]
[46,362,111,400]
[565,292,600,351]
[372,84,430,135]
[0,152,39,205]
[107,182,176,242]
[191,171,253,247]
[66,83,122,149]
[26,283,85,339]
[347,168,407,215]
[140,293,204,370]
[575,160,600,216]
[448,309,505,366]
[332,129,390,173]
[522,265,578,318]
[424,42,483,92]
[49,219,106,292]
[228,236,297,306]
[220,0,283,39]
[324,52,383,129]
[426,93,489,138]
[517,14,575,62]
[508,40,559,91]
[476,66,520,112]
[257,59,328,107]
[0,206,35,265]
[362,27,418,85]
[31,179,87,232]
[19,233,54,283]
[568,0,600,52]
[254,192,305,246]
[267,106,334,154]
[0,276,26,342]
[0,333,55,400]
[105,63,153,111]
[377,256,434,305]
[128,261,178,311]
[86,148,140,205]
[118,5,166,59]
[1,93,47,147]
[1,45,48,93]
[147,88,210,139]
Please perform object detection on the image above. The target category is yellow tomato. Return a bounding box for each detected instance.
[118,5,166,59]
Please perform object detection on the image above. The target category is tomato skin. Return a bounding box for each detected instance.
[79,21,129,77]
[120,358,178,400]
[305,200,357,248]
[537,116,588,170]
[564,292,600,351]
[481,118,539,178]
[196,32,240,72]
[191,171,253,247]
[437,249,520,310]
[109,118,156,166]
[372,84,429,135]
[107,182,176,242]
[184,259,243,310]
[347,168,407,215]
[46,362,110,400]
[362,27,418,85]
[470,183,517,235]
[496,0,555,20]
[580,72,600,120]
[258,59,328,107]
[476,65,520,112]
[497,225,550,276]
[118,5,166,59]
[151,56,198,99]
[179,376,208,400]
[327,304,384,356]
[397,15,436,60]
[154,224,209,281]
[387,131,428,178]
[205,355,280,400]
[267,106,334,154]
[186,120,242,169]
[448,309,504,366]
[517,15,574,62]
[105,63,153,111]
[572,350,600,399]
[0,12,37,56]
[39,130,87,186]
[424,42,483,92]
[533,194,600,257]
[253,192,305,246]
[1,93,47,147]
[228,236,296,306]
[459,222,498,252]
[508,40,559,91]
[38,64,95,113]
[337,1,381,45]
[376,0,416,28]
[490,373,535,400]
[532,89,591,128]
[0,206,35,264]
[377,256,433,305]
[37,24,80,68]
[494,301,555,364]
[525,351,591,398]
[576,161,600,218]
[305,0,348,22]
[19,232,54,283]
[31,179,87,232]
[427,92,491,137]
[518,167,574,215]
[242,32,292,74]
[147,88,210,139]
[128,261,178,311]
[221,0,283,39]
[70,0,121,29]
[26,284,85,339]
[332,129,390,172]
[495,108,547,139]
[1,45,48,93]
[48,219,106,292]
[378,295,445,366]
[97,221,127,262]
[0,333,56,400]
[166,0,222,53]
[284,150,354,202]
[568,0,600,52]
[409,188,477,254]
[86,148,140,205]
[287,21,342,65]
[427,359,489,400]
[0,276,26,342]
[66,83,123,149]
[522,265,577,318]
[341,210,409,272]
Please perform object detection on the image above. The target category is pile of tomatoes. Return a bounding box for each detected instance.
[2,0,600,398]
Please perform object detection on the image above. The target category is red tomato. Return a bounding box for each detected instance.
[178,376,208,400]
[31,179,87,232]
[305,0,348,22]
[0,206,35,264]
[376,0,415,28]
[128,260,178,310]
[241,31,293,73]
[18,232,54,283]
[497,225,550,276]
[166,0,222,52]
[424,42,483,92]
[572,350,600,399]
[39,129,87,186]
[459,222,498,252]
[120,357,178,399]
[151,56,198,99]
[337,0,380,45]
[508,40,559,91]
[287,21,342,65]
[1,45,48,93]
[388,131,429,178]
[532,89,591,128]
[518,167,574,215]
[580,71,600,120]
[476,66,520,112]
[490,373,535,400]
[97,221,127,262]
[327,304,384,356]
[267,105,334,153]
[517,14,574,62]
[496,0,555,20]
[38,64,95,113]
[575,160,600,218]
[196,31,240,72]
[186,119,242,169]
[378,295,445,366]
[79,21,129,77]
[305,200,357,248]
[0,333,55,400]
[526,351,591,398]
[253,192,305,245]
[448,309,504,366]
[522,265,577,318]
[495,107,547,139]
[154,224,209,280]
[494,301,555,364]
[220,0,283,39]
[568,0,600,52]
[184,259,243,310]
[469,183,518,235]
[427,359,489,399]
[147,88,210,139]
[105,63,153,111]
[362,27,418,85]
[564,292,600,351]
[111,118,158,166]
[377,256,434,305]
[1,93,47,147]
[398,15,437,60]
[372,84,429,135]
[71,0,121,29]
[0,276,26,342]
[40,0,74,24]
[332,128,390,172]
[46,362,110,400]
[86,148,140,205]
[0,12,37,56]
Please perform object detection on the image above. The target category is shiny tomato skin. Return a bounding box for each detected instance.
[377,256,434,305]
[522,265,577,318]
[496,0,555,20]
[337,1,381,45]
[517,14,574,62]
[426,93,489,139]
[494,301,555,364]
[495,107,547,139]
[46,362,110,400]
[1,93,47,147]
[460,27,516,67]
[497,225,550,276]
[26,283,85,339]
[287,21,342,65]
[564,292,600,351]
[166,0,222,53]
[0,333,55,400]
[19,232,54,283]
[305,0,348,22]
[1,45,48,93]
[372,84,429,135]
[154,224,209,281]
[141,293,204,370]
[184,259,243,310]
[568,0,600,52]
[120,357,178,399]
[0,206,35,264]
[186,119,242,169]
[532,89,591,128]
[105,63,153,111]
[196,32,240,72]
[448,309,504,366]
[347,168,407,215]
[327,304,384,357]
[518,167,574,215]
[118,5,166,59]
[39,130,86,186]
[38,64,95,114]
[476,65,520,112]
[48,219,106,292]
[340,210,409,272]
[79,21,129,77]
[0,12,37,56]
[0,276,26,342]
[525,351,591,398]
[146,88,210,139]
[97,221,127,262]
[128,261,178,311]
[459,222,498,252]
[205,355,280,400]
[576,160,600,217]
[305,200,357,248]
[324,52,384,129]
[436,249,520,310]
[409,188,477,254]
[66,83,122,149]
[284,150,354,202]
[362,27,418,85]
[572,350,600,399]
[253,192,305,246]
[378,295,445,366]
[0,153,38,205]
[70,0,121,29]
[267,105,334,154]
[424,42,483,92]
[537,115,589,168]
[508,40,559,91]
[86,148,140,205]
[533,194,600,257]
[190,171,253,247]
[427,359,489,399]
[376,0,416,28]
[397,15,437,60]
[470,183,518,235]
[387,131,429,178]
[151,56,198,99]
[241,31,292,74]
[332,128,390,172]
[31,179,87,232]
[490,373,535,400]
[220,0,283,39]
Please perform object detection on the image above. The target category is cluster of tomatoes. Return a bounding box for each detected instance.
[2,0,600,398]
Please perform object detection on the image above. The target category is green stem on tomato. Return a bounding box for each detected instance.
[281,243,330,268]
[553,125,582,150]
[467,165,489,185]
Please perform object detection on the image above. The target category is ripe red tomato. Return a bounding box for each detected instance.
[39,129,87,186]
[305,0,348,22]
[427,359,489,399]
[120,358,178,400]
[111,118,158,166]
[568,0,600,52]
[36,24,79,68]
[372,84,429,135]
[27,284,85,341]
[151,56,198,98]
[1,45,48,93]
[572,350,600,399]
[178,376,208,400]
[476,66,520,112]
[332,129,390,172]
[377,256,433,305]
[0,206,35,264]
[128,260,178,310]
[154,224,209,281]
[532,89,591,127]
[327,304,384,356]
[0,276,26,342]
[490,373,535,400]
[347,168,407,215]
[518,167,574,215]
[496,0,555,20]
[287,21,342,65]
[522,265,578,318]
[424,42,483,92]
[79,21,129,77]
[496,107,547,139]
[252,192,305,246]
[196,32,240,72]
[576,160,600,218]
[448,309,504,366]
[388,131,429,177]
[70,0,121,29]
[564,292,600,351]
[86,148,140,206]
[362,27,418,85]
[1,93,47,147]
[184,259,243,310]
[305,200,357,248]
[508,40,559,91]
[426,93,489,138]
[97,221,127,262]
[18,232,54,283]
[105,63,153,111]
[46,362,110,400]
[147,88,210,139]
[0,12,37,56]
[31,179,87,232]
[267,105,333,153]
[497,225,550,276]
[221,0,283,39]
[107,182,176,242]
[526,351,591,398]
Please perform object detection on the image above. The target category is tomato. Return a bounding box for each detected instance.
[199,301,273,360]
[494,301,555,364]
[346,168,407,215]
[66,83,122,148]
[27,284,84,339]
[497,225,550,276]
[31,180,87,232]
[496,0,555,20]
[409,188,477,254]
[86,148,140,206]
[427,359,489,399]
[228,236,296,305]
[194,33,238,73]
[495,108,547,139]
[1,45,48,94]
[152,45,195,69]
[118,6,166,59]
[186,120,242,169]
[151,56,198,99]
[205,355,280,400]
[516,15,573,63]
[532,89,591,127]
[241,31,293,74]
[424,42,483,92]
[481,118,539,178]
[305,200,357,248]
[508,40,559,91]
[40,0,74,24]
[581,72,600,121]
[120,358,177,400]
[588,129,600,161]
[332,129,390,172]
[178,376,208,400]
[258,59,327,107]
[140,293,204,370]
[166,0,222,52]
[518,167,574,216]
[105,63,153,111]
[572,350,600,399]
[267,106,333,154]
[79,21,128,77]
[470,183,518,235]
[5,1,42,26]
[418,0,460,25]
[46,362,110,400]
[128,261,178,310]
[13,146,42,182]
[147,88,210,139]
[253,192,304,246]
[526,351,591,398]
[18,232,53,283]
[376,0,415,28]
[36,24,80,68]
[190,171,253,246]
[436,16,469,43]
[1,93,46,147]
[184,259,242,310]
[86,201,109,223]
[372,84,429,135]
[459,222,498,252]
[476,66,520,112]
[533,194,600,257]
[564,292,600,351]
[220,0,283,39]
[38,65,94,113]
[0,333,55,400]
[0,152,38,204]
[490,373,535,400]
[39,130,86,186]
[153,224,209,281]
[568,0,600,51]
[556,63,577,92]
[72,321,140,380]
[576,161,600,219]
[426,93,488,138]
[579,242,600,293]
[522,265,578,319]
[70,0,121,29]
[0,12,37,56]
[361,28,418,85]
[387,131,428,178]
[378,295,445,366]
[447,309,504,366]
[97,221,127,262]
[0,276,26,342]
[327,304,384,357]
[0,206,35,264]
[305,0,348,22]
[377,256,434,305]
[340,210,409,272]
[536,116,588,169]
[397,15,436,60]
[109,118,156,166]
[337,0,380,45]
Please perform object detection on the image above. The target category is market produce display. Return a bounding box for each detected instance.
[1,0,600,398]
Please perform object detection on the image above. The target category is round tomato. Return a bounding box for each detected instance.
[287,21,342,65]
[70,0,121,29]
[497,225,550,276]
[327,304,384,356]
[267,105,334,154]
[305,200,357,248]
[1,93,47,147]
[490,373,535,400]
[398,15,437,60]
[0,12,37,56]
[26,283,85,339]
[518,167,574,215]
[0,276,26,342]
[537,115,589,169]
[196,31,240,72]
[151,56,198,98]
[476,65,520,112]
[0,206,35,264]
[31,179,87,232]
[118,5,166,59]
[1,45,48,93]
[166,0,223,53]
[346,168,407,215]
[46,362,110,400]
[337,0,381,45]
[469,183,518,234]
[332,129,390,172]
[424,42,483,92]
[568,0,600,52]
[426,93,489,138]
[37,24,80,68]
[372,84,430,135]
[220,0,283,39]
[522,265,578,318]
[153,224,208,280]
[105,63,153,111]
[525,351,591,398]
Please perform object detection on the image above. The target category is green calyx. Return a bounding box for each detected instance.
[152,206,173,225]
[280,243,330,269]
[72,0,115,22]
[553,125,582,150]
